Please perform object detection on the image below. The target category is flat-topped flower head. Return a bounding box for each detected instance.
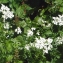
[0,4,14,21]
[52,14,63,26]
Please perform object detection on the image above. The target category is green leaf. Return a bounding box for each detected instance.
[19,21,27,28]
[22,4,32,11]
[34,16,43,25]
[59,31,63,36]
[45,30,52,36]
[24,27,30,34]
[0,0,9,3]
[59,7,63,12]
[39,61,43,63]
[17,60,23,63]
[6,41,12,53]
[55,0,63,4]
[40,9,45,16]
[46,61,50,63]
[16,6,26,18]
[6,55,13,62]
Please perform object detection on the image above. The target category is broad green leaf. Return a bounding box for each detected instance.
[16,6,26,18]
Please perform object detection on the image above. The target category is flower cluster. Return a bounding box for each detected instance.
[27,27,36,37]
[55,37,63,45]
[52,14,63,26]
[25,37,53,54]
[15,27,22,34]
[0,4,14,22]
[0,4,15,31]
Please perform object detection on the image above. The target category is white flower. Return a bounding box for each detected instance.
[4,22,9,29]
[36,30,40,35]
[15,27,22,34]
[40,37,46,42]
[25,37,53,54]
[35,37,53,54]
[31,27,36,31]
[0,4,14,20]
[58,15,63,21]
[6,35,9,38]
[1,4,10,11]
[55,37,63,45]
[52,17,60,25]
[47,45,53,50]
[52,15,63,26]
[43,48,48,54]
[30,43,34,47]
[27,29,33,37]
[47,38,53,44]
[46,23,51,27]
[2,10,14,19]
[25,44,30,50]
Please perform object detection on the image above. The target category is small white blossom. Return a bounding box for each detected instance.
[47,38,53,44]
[46,23,51,27]
[52,17,60,25]
[6,35,9,38]
[27,29,33,37]
[58,15,63,21]
[4,22,9,29]
[31,27,36,31]
[55,37,63,45]
[36,30,40,35]
[47,45,53,50]
[43,49,48,54]
[15,27,22,34]
[25,44,30,50]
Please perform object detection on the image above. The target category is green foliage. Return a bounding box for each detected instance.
[0,0,8,3]
[0,0,63,63]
